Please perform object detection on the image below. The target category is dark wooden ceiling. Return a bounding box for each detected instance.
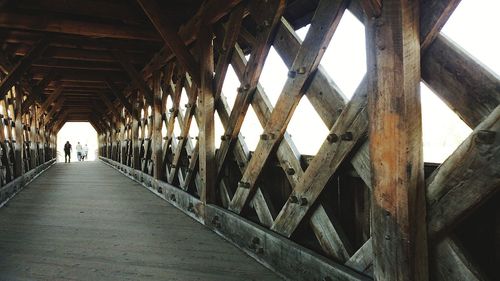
[0,0,316,122]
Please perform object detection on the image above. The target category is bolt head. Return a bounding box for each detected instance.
[327,133,339,143]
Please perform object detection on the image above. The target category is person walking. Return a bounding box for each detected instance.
[64,141,72,163]
[83,144,89,161]
[76,142,83,161]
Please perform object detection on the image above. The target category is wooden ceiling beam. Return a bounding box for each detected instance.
[14,0,146,24]
[105,78,134,116]
[40,83,63,113]
[14,47,148,64]
[0,11,161,41]
[32,59,124,72]
[112,49,153,105]
[21,70,57,113]
[137,0,200,84]
[32,70,127,83]
[0,38,49,99]
[3,31,161,53]
[141,0,242,79]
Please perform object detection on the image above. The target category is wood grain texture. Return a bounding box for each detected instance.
[427,105,500,238]
[0,161,280,281]
[366,0,428,279]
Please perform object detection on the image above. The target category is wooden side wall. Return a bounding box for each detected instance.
[90,0,500,280]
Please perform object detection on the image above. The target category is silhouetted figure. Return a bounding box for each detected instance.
[76,142,82,161]
[83,144,89,161]
[64,141,72,163]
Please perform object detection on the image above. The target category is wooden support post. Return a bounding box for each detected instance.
[366,1,428,280]
[29,107,37,168]
[152,69,163,180]
[198,24,216,204]
[13,86,24,177]
[131,93,140,170]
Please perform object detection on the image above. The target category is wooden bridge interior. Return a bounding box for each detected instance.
[0,0,499,280]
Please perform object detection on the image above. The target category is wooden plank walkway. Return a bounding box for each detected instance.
[0,161,281,281]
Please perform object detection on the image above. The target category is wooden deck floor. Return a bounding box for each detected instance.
[0,161,281,281]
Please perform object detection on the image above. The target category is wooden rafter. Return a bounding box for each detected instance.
[0,38,49,99]
[111,49,154,105]
[136,0,200,84]
[0,12,160,41]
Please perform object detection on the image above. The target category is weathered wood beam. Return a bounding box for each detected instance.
[141,0,242,78]
[271,20,371,185]
[32,59,124,72]
[136,0,200,84]
[45,97,65,122]
[32,70,126,83]
[14,0,146,24]
[215,0,285,184]
[13,86,24,177]
[214,2,245,100]
[104,78,134,116]
[14,47,149,64]
[420,0,462,50]
[422,34,500,128]
[198,23,216,204]
[366,1,428,280]
[271,81,368,237]
[112,49,153,105]
[427,105,500,239]
[40,83,63,113]
[431,236,488,280]
[229,0,346,213]
[152,69,163,180]
[98,92,121,121]
[230,45,352,260]
[0,38,49,99]
[21,70,57,113]
[0,12,160,41]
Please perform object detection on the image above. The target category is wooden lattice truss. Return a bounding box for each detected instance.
[0,0,490,280]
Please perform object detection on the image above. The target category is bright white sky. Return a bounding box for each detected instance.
[61,0,499,164]
[57,122,98,162]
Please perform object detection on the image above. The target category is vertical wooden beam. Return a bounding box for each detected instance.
[366,1,428,280]
[13,86,24,176]
[152,69,163,179]
[29,106,37,168]
[131,93,141,169]
[198,25,216,204]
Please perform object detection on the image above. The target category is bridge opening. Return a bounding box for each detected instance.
[56,122,98,162]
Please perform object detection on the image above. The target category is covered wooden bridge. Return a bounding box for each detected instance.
[0,0,498,280]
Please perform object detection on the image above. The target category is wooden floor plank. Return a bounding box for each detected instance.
[0,161,281,281]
